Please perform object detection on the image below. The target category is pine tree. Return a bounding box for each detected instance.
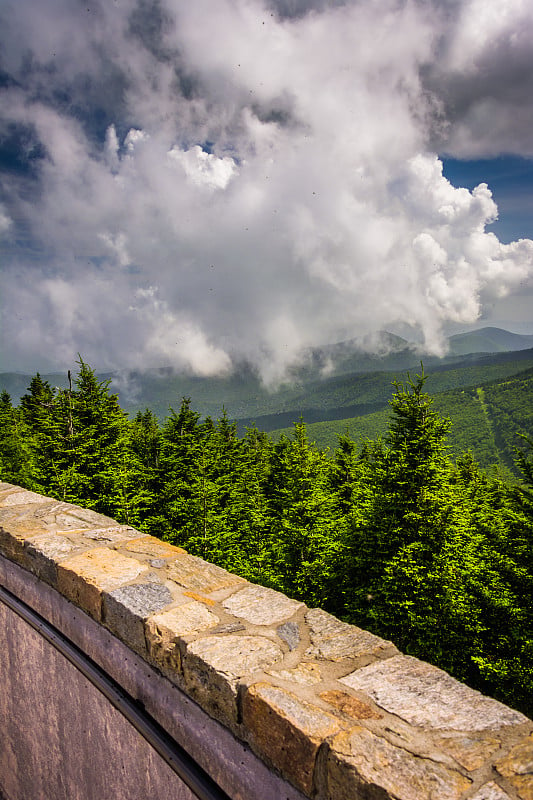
[23,359,131,517]
[150,398,207,543]
[123,409,162,527]
[340,370,455,639]
[0,391,35,487]
[20,374,55,429]
[266,421,343,604]
[222,425,274,585]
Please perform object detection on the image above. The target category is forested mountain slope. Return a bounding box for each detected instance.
[3,331,533,424]
[270,364,533,477]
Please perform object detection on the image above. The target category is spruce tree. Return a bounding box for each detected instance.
[0,391,35,487]
[266,421,342,604]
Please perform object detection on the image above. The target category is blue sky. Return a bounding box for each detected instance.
[442,157,533,245]
[1,0,532,378]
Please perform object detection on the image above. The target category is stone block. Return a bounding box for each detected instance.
[122,536,185,560]
[0,501,56,564]
[80,527,143,545]
[145,601,220,678]
[181,634,283,729]
[166,552,246,593]
[305,608,395,662]
[0,501,119,539]
[340,655,529,731]
[221,585,304,626]
[267,663,323,686]
[495,733,533,800]
[0,488,48,506]
[35,503,120,533]
[435,732,501,771]
[103,582,174,655]
[0,522,35,566]
[470,783,513,800]
[277,621,301,650]
[57,547,149,619]
[319,690,382,720]
[242,682,343,795]
[24,533,95,584]
[325,726,471,800]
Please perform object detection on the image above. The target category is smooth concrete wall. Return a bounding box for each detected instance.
[0,483,532,800]
[0,589,196,800]
[0,555,306,800]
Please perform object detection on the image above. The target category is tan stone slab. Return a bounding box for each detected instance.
[0,488,49,506]
[221,585,304,626]
[166,552,246,593]
[182,634,283,729]
[496,734,533,800]
[0,500,69,564]
[435,732,501,771]
[507,776,533,800]
[267,663,324,686]
[305,608,395,662]
[0,501,119,539]
[470,783,513,800]
[57,547,149,619]
[0,501,129,572]
[243,682,343,795]
[340,655,529,731]
[320,690,382,721]
[79,527,144,545]
[0,520,39,565]
[145,602,220,676]
[326,726,471,800]
[122,536,186,560]
[24,533,97,584]
[37,503,119,532]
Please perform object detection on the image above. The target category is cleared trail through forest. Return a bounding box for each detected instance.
[476,386,505,470]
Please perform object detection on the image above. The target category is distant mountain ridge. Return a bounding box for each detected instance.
[448,327,533,355]
[2,327,533,423]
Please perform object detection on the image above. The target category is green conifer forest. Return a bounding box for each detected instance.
[1,359,532,717]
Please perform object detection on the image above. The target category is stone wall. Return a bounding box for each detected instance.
[0,482,532,800]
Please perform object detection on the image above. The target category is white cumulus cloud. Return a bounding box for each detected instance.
[0,0,531,376]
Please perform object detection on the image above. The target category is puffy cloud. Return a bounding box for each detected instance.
[167,145,237,190]
[0,0,531,377]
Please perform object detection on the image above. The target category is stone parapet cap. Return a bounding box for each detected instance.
[1,482,532,800]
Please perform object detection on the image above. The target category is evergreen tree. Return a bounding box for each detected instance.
[0,391,35,487]
[266,421,342,604]
[222,425,274,585]
[23,359,132,518]
[151,397,207,543]
[340,370,453,627]
[20,373,55,429]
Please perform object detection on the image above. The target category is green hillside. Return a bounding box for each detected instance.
[3,331,533,424]
[235,349,533,432]
[270,365,533,478]
[3,350,533,478]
